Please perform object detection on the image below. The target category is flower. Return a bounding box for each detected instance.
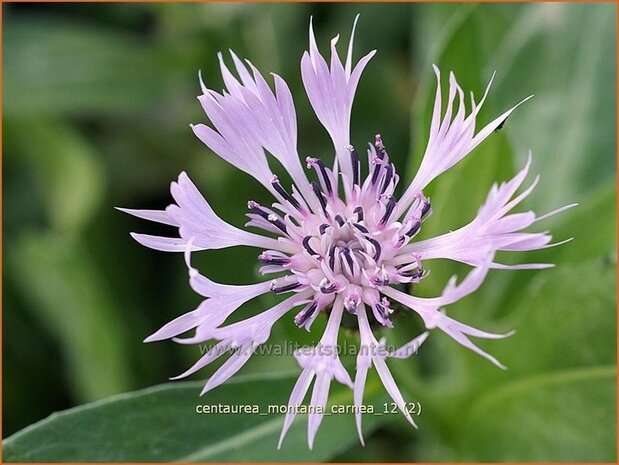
[120,15,574,449]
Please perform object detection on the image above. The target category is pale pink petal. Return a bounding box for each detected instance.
[278,368,315,449]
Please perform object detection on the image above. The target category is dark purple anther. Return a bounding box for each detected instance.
[348,145,360,186]
[319,280,338,294]
[374,134,386,159]
[302,235,319,256]
[334,215,345,227]
[311,182,329,217]
[258,252,290,266]
[271,175,301,211]
[381,164,394,194]
[353,223,369,234]
[380,196,397,225]
[405,219,421,237]
[319,223,330,235]
[366,237,382,261]
[248,200,287,234]
[421,197,431,218]
[342,248,354,271]
[328,245,336,270]
[353,206,364,222]
[307,158,332,195]
[271,281,302,294]
[294,301,318,327]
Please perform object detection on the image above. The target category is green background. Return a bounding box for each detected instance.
[3,2,617,462]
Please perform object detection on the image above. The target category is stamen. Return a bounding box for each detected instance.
[270,280,301,294]
[366,237,382,261]
[399,266,424,280]
[421,197,431,218]
[248,200,287,233]
[344,293,361,314]
[319,278,339,294]
[302,236,319,256]
[306,157,333,195]
[380,195,397,225]
[311,181,330,217]
[328,245,336,270]
[353,206,364,222]
[370,157,383,185]
[405,219,421,237]
[271,174,302,211]
[347,145,360,186]
[374,134,386,159]
[258,251,290,266]
[381,164,394,194]
[372,302,393,328]
[267,213,288,234]
[341,248,355,273]
[334,215,345,227]
[294,301,319,328]
[353,223,369,234]
[319,223,330,235]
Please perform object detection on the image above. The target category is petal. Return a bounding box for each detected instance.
[168,172,294,252]
[307,371,332,450]
[277,368,315,449]
[395,155,571,267]
[389,331,430,359]
[397,68,532,215]
[116,207,178,226]
[144,303,208,343]
[200,344,256,395]
[301,17,375,181]
[373,356,416,428]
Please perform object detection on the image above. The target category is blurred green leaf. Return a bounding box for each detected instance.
[4,371,389,462]
[6,120,105,233]
[9,232,133,402]
[486,3,616,210]
[460,366,615,461]
[4,18,171,117]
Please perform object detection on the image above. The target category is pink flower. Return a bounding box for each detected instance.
[120,15,574,449]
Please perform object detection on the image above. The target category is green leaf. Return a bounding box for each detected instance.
[5,120,105,233]
[8,232,133,402]
[3,18,170,117]
[3,371,390,462]
[485,3,616,211]
[459,366,616,461]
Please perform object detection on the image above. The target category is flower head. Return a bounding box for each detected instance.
[120,15,574,449]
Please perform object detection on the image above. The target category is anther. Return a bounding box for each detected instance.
[347,145,360,186]
[334,215,345,227]
[302,236,319,256]
[294,301,319,328]
[306,157,333,195]
[319,224,330,235]
[258,251,290,266]
[311,181,330,217]
[248,200,287,233]
[344,293,361,314]
[421,197,431,218]
[270,280,301,294]
[405,219,421,237]
[381,164,394,194]
[353,206,364,222]
[366,237,382,261]
[319,278,338,294]
[271,174,301,211]
[328,245,336,270]
[379,195,398,225]
[353,223,369,234]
